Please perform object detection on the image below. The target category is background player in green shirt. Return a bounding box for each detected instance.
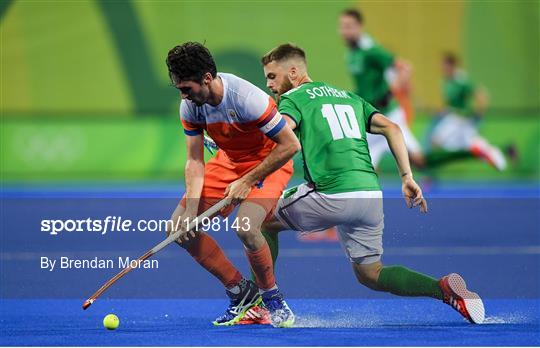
[427,52,507,170]
[259,43,485,324]
[338,9,425,169]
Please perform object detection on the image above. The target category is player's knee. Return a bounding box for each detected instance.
[352,261,383,290]
[233,220,262,250]
[234,204,267,250]
[234,223,257,239]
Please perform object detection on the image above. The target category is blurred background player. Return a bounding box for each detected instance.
[425,53,508,171]
[165,42,299,327]
[303,7,421,244]
[338,8,425,169]
[304,7,423,243]
[260,43,485,324]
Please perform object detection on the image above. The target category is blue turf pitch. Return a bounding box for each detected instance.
[1,299,539,346]
[1,181,539,346]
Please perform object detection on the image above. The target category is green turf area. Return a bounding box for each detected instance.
[1,114,538,181]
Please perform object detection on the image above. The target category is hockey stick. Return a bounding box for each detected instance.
[82,198,231,310]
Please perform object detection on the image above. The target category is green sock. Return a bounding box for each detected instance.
[251,229,279,281]
[377,265,443,300]
[425,150,473,168]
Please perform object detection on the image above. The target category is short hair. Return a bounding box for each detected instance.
[166,42,217,84]
[443,52,459,66]
[261,43,307,66]
[341,8,363,24]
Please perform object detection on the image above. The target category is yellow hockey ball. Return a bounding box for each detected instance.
[103,314,119,330]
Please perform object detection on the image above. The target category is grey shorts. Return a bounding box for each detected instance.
[275,183,384,264]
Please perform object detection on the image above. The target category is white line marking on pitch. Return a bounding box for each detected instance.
[2,246,540,261]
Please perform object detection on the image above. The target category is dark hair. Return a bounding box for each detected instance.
[341,8,363,24]
[443,52,459,66]
[166,42,217,84]
[261,43,306,66]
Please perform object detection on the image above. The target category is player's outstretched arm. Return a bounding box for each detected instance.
[225,122,300,204]
[370,114,427,213]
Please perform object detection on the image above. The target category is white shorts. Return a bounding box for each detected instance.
[275,183,384,264]
[430,113,478,151]
[367,106,422,167]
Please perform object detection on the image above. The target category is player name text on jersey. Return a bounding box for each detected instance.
[306,85,350,99]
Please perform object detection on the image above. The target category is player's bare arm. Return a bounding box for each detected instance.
[369,113,427,213]
[225,123,300,205]
[282,115,297,131]
[169,133,205,241]
[474,86,489,116]
[392,58,412,92]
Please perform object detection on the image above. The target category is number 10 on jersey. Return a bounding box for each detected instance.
[321,104,362,140]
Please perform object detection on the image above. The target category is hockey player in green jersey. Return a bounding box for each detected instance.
[338,8,424,169]
[259,43,485,324]
[426,53,507,170]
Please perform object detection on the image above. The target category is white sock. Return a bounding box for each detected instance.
[259,284,278,294]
